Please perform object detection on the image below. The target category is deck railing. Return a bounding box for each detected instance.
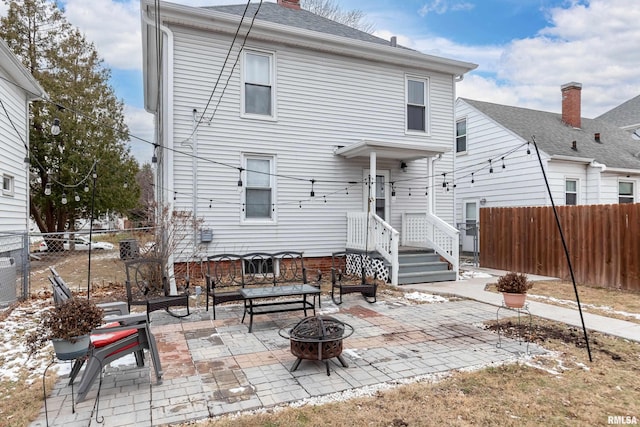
[401,211,459,276]
[346,212,399,285]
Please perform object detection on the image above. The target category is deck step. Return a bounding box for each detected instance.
[396,248,454,285]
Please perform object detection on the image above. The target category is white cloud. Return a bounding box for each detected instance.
[62,0,142,70]
[124,105,154,164]
[418,0,474,17]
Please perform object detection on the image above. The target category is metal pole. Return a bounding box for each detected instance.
[86,164,97,299]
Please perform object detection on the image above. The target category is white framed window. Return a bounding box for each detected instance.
[2,174,14,196]
[619,181,634,204]
[406,76,429,132]
[242,50,275,118]
[456,118,467,153]
[243,155,275,220]
[565,179,578,205]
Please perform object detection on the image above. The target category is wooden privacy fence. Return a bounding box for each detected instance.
[480,204,640,291]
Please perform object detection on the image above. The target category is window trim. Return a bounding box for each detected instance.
[241,154,276,223]
[565,178,578,205]
[618,180,634,204]
[241,49,276,120]
[2,174,14,197]
[455,118,467,154]
[405,75,430,134]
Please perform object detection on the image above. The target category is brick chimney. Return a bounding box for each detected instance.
[278,0,301,10]
[561,82,582,128]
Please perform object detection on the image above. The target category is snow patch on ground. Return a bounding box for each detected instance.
[460,270,494,280]
[404,292,448,303]
[528,294,640,320]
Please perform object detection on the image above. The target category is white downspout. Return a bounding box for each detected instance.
[368,151,376,251]
[142,9,178,294]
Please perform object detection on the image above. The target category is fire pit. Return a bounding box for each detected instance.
[279,315,354,376]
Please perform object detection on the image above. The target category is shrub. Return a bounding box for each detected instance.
[496,272,532,294]
[26,298,103,356]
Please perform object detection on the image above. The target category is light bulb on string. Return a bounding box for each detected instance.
[408,188,412,197]
[489,159,494,173]
[526,142,531,155]
[471,173,475,187]
[209,199,212,209]
[424,187,429,198]
[84,183,89,192]
[501,157,506,170]
[391,183,396,202]
[44,183,52,196]
[310,179,315,197]
[123,180,128,189]
[61,193,67,205]
[74,192,80,202]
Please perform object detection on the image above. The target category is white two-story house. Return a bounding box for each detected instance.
[455,82,640,253]
[141,0,476,284]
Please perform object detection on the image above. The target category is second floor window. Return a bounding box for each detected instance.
[243,51,273,117]
[456,119,467,153]
[406,77,428,132]
[619,181,634,203]
[565,179,577,205]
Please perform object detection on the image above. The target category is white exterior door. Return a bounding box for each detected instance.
[462,200,479,253]
[363,170,390,221]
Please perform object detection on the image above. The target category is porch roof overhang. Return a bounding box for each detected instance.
[334,139,447,161]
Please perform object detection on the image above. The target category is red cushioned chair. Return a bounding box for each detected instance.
[70,313,163,402]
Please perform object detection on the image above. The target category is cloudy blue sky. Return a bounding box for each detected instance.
[2,0,639,163]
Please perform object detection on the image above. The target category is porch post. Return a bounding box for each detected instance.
[368,151,376,251]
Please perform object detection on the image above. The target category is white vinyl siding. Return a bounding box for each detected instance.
[242,50,275,118]
[0,69,29,236]
[169,26,457,256]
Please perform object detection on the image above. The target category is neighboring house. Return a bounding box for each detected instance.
[596,94,640,139]
[454,82,640,253]
[141,0,476,284]
[0,38,46,257]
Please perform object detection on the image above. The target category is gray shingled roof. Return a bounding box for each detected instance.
[205,2,396,47]
[596,94,640,129]
[461,98,640,170]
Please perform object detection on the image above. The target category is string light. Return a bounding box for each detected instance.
[501,157,506,169]
[471,173,475,187]
[310,179,315,197]
[527,141,531,155]
[123,180,128,188]
[237,168,244,187]
[391,182,396,202]
[84,183,89,193]
[44,182,52,196]
[209,199,212,208]
[489,159,494,174]
[61,193,67,204]
[408,188,412,197]
[424,187,429,198]
[74,192,80,202]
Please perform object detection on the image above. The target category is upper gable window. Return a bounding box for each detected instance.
[406,77,428,132]
[242,50,274,118]
[619,181,634,203]
[456,119,467,153]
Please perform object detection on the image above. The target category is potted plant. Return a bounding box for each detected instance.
[495,272,532,308]
[26,298,104,360]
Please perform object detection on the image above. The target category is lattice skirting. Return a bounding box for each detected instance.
[345,254,389,283]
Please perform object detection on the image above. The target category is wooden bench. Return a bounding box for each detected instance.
[331,250,384,305]
[205,251,320,322]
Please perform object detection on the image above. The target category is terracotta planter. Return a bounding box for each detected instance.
[502,292,526,309]
[51,335,91,360]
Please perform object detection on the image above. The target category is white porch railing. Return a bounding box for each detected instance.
[346,212,399,285]
[401,211,459,276]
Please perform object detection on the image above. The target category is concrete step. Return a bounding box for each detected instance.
[398,270,457,285]
[398,252,441,264]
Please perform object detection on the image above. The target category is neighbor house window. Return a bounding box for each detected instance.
[406,77,428,132]
[456,119,467,153]
[2,174,14,196]
[244,156,274,219]
[619,181,634,203]
[242,50,274,117]
[565,179,577,205]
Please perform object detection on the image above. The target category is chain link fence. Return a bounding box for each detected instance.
[457,222,480,267]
